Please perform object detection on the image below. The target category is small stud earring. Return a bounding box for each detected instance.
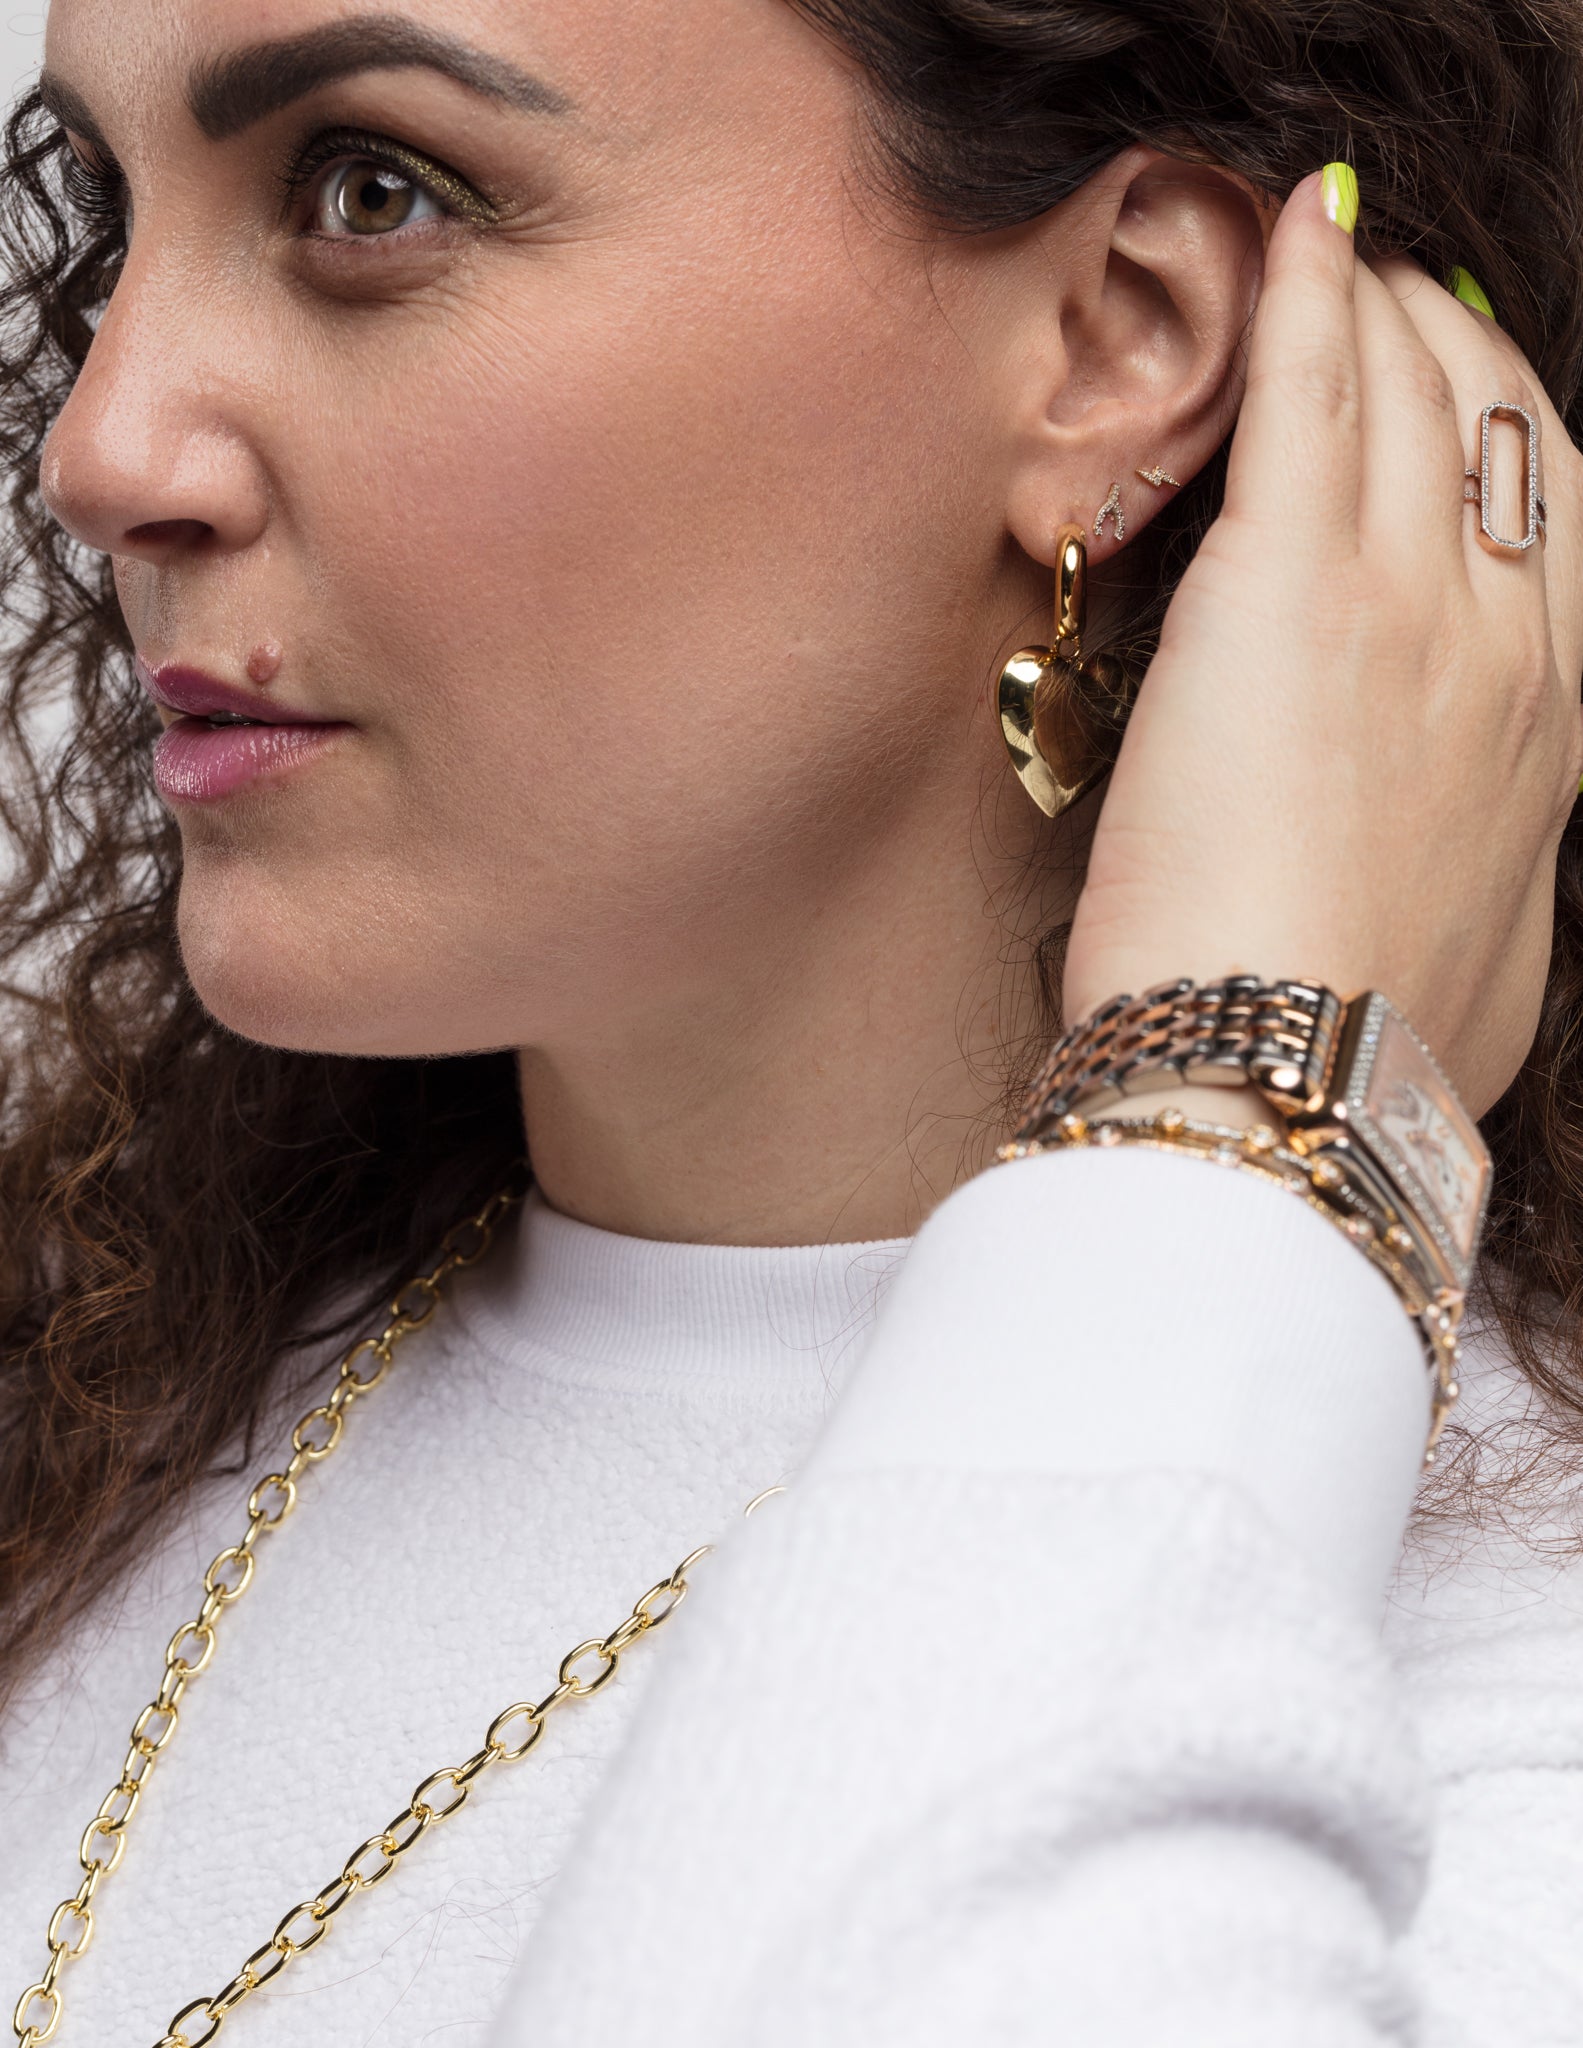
[1135,465,1182,489]
[1093,482,1125,542]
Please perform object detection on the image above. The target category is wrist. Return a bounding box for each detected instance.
[1144,1082,1269,1132]
[1008,977,1492,1468]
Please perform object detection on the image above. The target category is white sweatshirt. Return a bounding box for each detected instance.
[4,1150,1582,2046]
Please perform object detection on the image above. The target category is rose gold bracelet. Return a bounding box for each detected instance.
[999,1105,1463,1466]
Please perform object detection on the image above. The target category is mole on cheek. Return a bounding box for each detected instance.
[247,643,283,686]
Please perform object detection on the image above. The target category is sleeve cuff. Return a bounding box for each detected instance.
[811,1145,1431,1618]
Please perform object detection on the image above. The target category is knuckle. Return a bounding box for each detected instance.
[1287,343,1361,429]
[1426,367,1460,430]
[1248,337,1360,432]
[1399,346,1458,426]
[1478,321,1541,401]
[1495,620,1555,746]
[1510,614,1552,692]
[1488,367,1538,422]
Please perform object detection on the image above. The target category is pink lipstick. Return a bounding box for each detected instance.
[137,657,348,806]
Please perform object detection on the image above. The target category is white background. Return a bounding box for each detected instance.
[0,7,43,122]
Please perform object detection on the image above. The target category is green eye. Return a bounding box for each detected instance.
[314,159,444,237]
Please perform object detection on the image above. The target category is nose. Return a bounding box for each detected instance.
[40,243,271,565]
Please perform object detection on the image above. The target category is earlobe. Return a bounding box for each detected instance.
[1002,148,1271,569]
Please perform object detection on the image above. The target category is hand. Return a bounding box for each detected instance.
[1063,171,1583,1118]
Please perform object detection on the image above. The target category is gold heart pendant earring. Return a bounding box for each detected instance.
[997,524,1132,818]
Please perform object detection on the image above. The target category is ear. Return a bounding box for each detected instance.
[998,148,1274,569]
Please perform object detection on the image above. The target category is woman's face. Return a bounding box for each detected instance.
[39,0,1047,1060]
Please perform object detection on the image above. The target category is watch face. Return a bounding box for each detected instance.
[1351,998,1490,1277]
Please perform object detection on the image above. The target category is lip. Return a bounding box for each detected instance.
[136,655,351,806]
[151,720,347,805]
[136,656,330,727]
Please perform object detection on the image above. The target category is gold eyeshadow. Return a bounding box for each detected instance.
[285,128,500,229]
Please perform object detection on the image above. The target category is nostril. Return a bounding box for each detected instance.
[124,517,211,551]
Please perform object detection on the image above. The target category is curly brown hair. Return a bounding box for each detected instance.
[3,0,1583,1687]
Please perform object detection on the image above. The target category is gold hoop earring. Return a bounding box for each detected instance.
[997,524,1130,818]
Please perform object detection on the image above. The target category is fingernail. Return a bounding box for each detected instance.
[1321,162,1360,235]
[1450,265,1495,319]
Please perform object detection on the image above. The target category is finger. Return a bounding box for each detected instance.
[1223,168,1363,542]
[1376,258,1583,690]
[1374,258,1559,555]
[1351,262,1469,566]
[1377,256,1569,449]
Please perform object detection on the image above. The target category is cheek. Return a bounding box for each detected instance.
[190,219,988,1055]
[301,249,962,887]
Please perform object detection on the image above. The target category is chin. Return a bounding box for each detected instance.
[175,865,394,1056]
[174,860,535,1060]
[180,914,366,1056]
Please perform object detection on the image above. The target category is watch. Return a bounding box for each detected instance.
[1017,977,1492,1302]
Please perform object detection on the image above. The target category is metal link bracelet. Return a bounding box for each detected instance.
[9,1180,784,2048]
[1000,1106,1464,1464]
[1017,975,1342,1136]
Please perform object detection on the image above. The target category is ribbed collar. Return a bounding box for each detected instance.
[455,1193,911,1393]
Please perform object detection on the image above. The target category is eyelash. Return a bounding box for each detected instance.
[280,127,485,233]
[56,126,484,239]
[60,146,127,232]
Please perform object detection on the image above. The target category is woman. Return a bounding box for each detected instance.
[4,0,1583,2041]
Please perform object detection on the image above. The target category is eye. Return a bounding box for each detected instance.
[312,158,445,238]
[60,137,128,229]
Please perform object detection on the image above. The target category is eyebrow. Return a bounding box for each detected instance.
[40,13,572,151]
[36,74,110,154]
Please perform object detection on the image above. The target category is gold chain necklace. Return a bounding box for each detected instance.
[11,1183,777,2048]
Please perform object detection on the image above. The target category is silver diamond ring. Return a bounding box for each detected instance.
[1463,401,1547,555]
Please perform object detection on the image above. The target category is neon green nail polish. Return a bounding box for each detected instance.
[1321,162,1360,235]
[1450,265,1495,319]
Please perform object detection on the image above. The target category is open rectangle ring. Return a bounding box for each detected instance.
[1463,401,1548,555]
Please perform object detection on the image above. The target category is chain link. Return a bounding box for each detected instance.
[10,1171,782,2048]
[142,1543,712,2047]
[12,1183,525,2048]
[10,1177,787,2048]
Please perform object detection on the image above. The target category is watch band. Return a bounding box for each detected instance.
[1018,976,1342,1142]
[1013,977,1493,1405]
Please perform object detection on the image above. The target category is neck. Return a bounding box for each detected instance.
[519,795,1081,1247]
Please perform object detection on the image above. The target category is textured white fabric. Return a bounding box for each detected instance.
[814,1148,1430,1613]
[4,1154,1582,2048]
[484,1154,1583,2048]
[1385,1342,1583,2043]
[0,1201,904,2044]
